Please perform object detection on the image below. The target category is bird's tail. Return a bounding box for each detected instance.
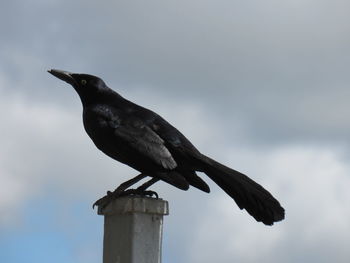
[199,154,285,225]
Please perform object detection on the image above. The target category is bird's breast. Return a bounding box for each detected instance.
[83,107,116,143]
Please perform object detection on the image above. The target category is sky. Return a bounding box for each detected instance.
[1,0,350,262]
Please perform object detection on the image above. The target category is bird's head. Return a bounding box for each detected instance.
[48,69,110,105]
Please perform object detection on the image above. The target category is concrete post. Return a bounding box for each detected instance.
[97,197,169,263]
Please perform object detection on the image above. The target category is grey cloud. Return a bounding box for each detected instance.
[180,145,350,263]
[2,0,349,145]
[1,1,350,262]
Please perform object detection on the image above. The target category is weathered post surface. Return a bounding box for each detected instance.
[97,196,169,263]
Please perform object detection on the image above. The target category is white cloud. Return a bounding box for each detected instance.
[1,69,349,261]
[1,72,350,263]
[0,82,225,226]
[1,1,350,262]
[181,145,350,263]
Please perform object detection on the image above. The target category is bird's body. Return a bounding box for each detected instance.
[82,90,205,190]
[49,69,285,225]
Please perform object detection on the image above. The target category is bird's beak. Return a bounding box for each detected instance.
[48,69,76,86]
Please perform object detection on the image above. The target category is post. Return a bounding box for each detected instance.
[97,197,169,263]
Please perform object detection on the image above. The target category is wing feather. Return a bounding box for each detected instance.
[113,121,177,170]
[89,105,177,170]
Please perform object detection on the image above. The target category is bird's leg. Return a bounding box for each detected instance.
[110,173,148,195]
[93,173,147,209]
[122,177,160,198]
[137,177,160,191]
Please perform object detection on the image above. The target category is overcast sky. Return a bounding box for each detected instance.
[1,0,350,262]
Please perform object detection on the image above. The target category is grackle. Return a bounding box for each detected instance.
[48,69,285,225]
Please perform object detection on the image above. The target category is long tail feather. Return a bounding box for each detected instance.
[200,155,285,225]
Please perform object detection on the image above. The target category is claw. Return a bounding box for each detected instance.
[143,190,159,199]
[92,189,120,209]
[120,189,159,198]
[93,195,111,209]
[92,188,159,209]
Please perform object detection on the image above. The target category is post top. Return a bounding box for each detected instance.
[97,196,169,216]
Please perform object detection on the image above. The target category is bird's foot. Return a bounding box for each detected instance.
[92,190,120,210]
[92,189,159,210]
[121,188,159,199]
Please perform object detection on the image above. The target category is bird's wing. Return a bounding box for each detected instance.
[86,105,178,170]
[110,117,178,170]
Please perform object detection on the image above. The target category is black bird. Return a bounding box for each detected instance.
[48,69,285,225]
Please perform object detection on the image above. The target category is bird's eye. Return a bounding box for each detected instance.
[81,79,87,85]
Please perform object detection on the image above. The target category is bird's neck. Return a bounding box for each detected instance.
[79,89,127,108]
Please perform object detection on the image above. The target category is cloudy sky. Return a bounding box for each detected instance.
[1,0,350,262]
